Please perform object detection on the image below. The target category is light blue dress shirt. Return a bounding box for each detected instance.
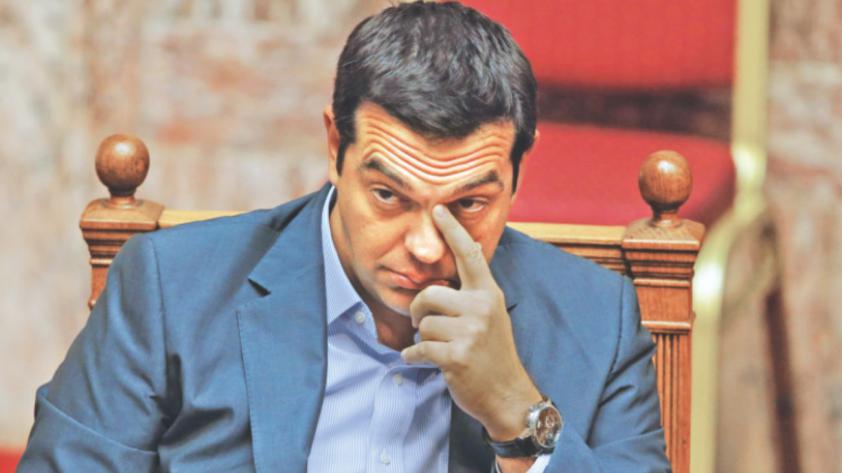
[308,187,549,473]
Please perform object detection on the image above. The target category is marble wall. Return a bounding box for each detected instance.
[0,0,384,446]
[765,0,842,470]
[717,0,842,472]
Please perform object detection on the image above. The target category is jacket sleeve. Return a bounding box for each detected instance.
[18,234,171,472]
[546,276,671,473]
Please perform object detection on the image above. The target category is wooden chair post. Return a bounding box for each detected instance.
[79,134,163,308]
[624,151,704,473]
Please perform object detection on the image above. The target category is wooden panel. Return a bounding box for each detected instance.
[653,331,692,472]
[509,222,628,274]
[159,209,240,228]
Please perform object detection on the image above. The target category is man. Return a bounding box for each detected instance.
[19,2,669,472]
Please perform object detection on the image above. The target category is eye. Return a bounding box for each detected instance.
[372,188,398,204]
[453,198,487,213]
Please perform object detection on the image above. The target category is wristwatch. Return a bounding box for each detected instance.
[482,396,563,458]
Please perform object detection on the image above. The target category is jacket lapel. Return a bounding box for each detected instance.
[236,187,330,473]
[490,233,537,370]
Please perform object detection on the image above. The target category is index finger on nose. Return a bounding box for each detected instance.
[432,205,492,288]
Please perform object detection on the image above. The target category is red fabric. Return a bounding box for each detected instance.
[0,449,20,473]
[510,122,735,226]
[463,0,735,89]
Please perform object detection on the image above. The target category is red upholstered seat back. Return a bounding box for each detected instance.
[508,124,735,226]
[0,449,20,473]
[462,0,736,89]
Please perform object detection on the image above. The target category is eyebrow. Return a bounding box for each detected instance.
[360,157,410,190]
[359,157,504,194]
[456,170,504,193]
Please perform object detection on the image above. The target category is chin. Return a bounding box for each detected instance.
[379,288,415,317]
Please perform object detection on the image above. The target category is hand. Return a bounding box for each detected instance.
[401,205,542,441]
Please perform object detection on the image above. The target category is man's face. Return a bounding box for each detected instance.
[325,102,518,317]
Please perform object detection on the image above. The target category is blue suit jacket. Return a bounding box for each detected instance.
[20,185,669,472]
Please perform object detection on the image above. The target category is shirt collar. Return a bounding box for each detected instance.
[321,186,365,325]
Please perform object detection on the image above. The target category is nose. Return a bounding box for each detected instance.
[405,211,446,265]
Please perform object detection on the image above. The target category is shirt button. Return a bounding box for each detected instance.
[354,311,366,325]
[379,450,391,465]
[393,373,403,385]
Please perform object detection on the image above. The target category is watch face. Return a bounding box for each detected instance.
[533,405,563,449]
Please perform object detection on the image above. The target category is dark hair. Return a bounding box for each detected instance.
[332,1,536,191]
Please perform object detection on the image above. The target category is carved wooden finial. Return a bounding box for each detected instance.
[95,134,150,206]
[638,150,692,228]
[82,134,163,308]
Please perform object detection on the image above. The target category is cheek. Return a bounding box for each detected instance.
[355,221,401,258]
[344,195,407,262]
[465,207,510,258]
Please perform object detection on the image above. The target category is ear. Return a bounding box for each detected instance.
[323,104,341,185]
[511,129,539,204]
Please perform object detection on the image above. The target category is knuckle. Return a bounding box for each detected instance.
[408,300,421,319]
[424,284,445,300]
[464,319,485,338]
[467,241,484,261]
[418,316,433,333]
[492,288,505,306]
[450,345,470,370]
[402,347,415,361]
[418,285,438,304]
[473,297,494,317]
[410,294,426,311]
[422,285,449,306]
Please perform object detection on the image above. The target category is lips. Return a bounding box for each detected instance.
[387,270,453,291]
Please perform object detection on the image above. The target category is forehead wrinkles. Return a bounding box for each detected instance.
[371,152,500,185]
[363,129,503,180]
[359,118,510,183]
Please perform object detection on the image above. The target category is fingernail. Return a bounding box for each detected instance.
[433,205,446,218]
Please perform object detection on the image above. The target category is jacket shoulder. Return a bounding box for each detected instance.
[499,227,627,297]
[119,190,321,305]
[497,226,631,379]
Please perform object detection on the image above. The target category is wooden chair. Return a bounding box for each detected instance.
[80,134,704,473]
